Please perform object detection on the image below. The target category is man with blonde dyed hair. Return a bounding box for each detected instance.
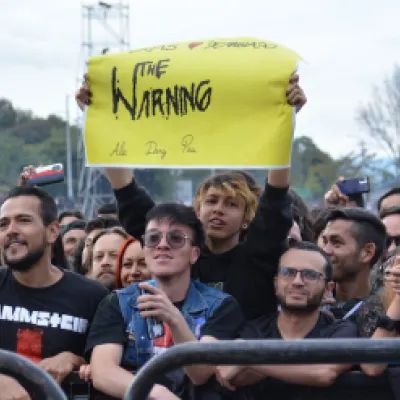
[191,168,293,320]
[193,172,260,238]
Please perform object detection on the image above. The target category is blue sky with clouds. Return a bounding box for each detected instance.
[0,0,399,158]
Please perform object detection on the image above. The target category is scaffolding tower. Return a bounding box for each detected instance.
[77,1,130,218]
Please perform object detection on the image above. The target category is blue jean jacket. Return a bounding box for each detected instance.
[116,279,229,369]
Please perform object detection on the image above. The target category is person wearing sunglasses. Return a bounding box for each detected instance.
[216,241,357,397]
[380,206,400,253]
[85,203,244,400]
[368,206,400,294]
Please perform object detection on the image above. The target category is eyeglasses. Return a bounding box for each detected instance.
[386,236,400,249]
[278,266,325,283]
[142,230,193,249]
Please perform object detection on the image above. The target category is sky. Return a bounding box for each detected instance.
[0,0,399,159]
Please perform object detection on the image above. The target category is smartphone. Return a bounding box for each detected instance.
[140,280,165,340]
[336,177,370,196]
[26,164,64,187]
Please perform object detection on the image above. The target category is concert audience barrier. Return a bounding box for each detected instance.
[0,349,67,399]
[3,340,400,399]
[123,339,400,400]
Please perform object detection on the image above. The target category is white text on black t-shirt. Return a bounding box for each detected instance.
[0,304,88,333]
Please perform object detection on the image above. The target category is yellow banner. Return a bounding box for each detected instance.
[84,37,301,169]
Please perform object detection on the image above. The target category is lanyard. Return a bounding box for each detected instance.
[343,300,363,320]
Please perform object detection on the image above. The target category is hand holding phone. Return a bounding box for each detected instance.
[24,164,65,187]
[336,177,370,196]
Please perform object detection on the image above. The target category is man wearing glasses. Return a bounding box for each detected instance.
[216,242,357,397]
[85,203,244,400]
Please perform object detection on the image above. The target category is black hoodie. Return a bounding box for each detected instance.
[114,179,292,320]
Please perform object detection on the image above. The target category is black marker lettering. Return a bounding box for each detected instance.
[152,89,164,116]
[156,59,170,78]
[182,84,196,114]
[111,59,213,120]
[112,67,134,118]
[138,90,150,120]
[165,86,179,116]
[147,63,155,76]
[196,80,212,111]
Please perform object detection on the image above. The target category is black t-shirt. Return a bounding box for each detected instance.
[0,268,108,362]
[235,312,358,400]
[240,312,358,340]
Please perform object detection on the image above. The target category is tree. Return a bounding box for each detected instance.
[290,136,339,200]
[290,136,380,203]
[0,99,17,129]
[356,65,400,169]
[0,99,79,198]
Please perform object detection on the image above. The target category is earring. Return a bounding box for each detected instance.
[242,223,248,229]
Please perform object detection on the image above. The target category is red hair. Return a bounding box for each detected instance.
[115,237,137,289]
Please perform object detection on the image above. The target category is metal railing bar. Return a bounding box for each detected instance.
[0,349,67,399]
[124,338,400,400]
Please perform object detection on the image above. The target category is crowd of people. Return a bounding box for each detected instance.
[0,76,400,400]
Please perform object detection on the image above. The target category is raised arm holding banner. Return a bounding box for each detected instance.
[83,37,302,169]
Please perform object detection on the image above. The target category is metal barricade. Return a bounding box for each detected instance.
[0,349,67,399]
[124,338,400,400]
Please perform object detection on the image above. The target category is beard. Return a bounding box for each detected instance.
[99,275,115,290]
[95,270,115,290]
[277,289,325,314]
[4,239,47,272]
[333,265,359,282]
[331,253,361,282]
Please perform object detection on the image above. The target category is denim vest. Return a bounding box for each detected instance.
[116,279,229,369]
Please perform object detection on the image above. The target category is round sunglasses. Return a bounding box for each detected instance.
[142,230,193,249]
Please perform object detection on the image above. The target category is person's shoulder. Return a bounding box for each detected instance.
[360,293,383,309]
[318,312,358,338]
[192,279,229,300]
[115,282,140,298]
[62,271,108,295]
[246,313,276,329]
[357,294,384,320]
[240,313,277,339]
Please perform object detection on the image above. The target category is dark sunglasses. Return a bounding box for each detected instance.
[142,230,193,249]
[386,236,400,249]
[278,266,325,283]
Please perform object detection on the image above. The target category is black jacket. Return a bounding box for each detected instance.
[114,179,292,320]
